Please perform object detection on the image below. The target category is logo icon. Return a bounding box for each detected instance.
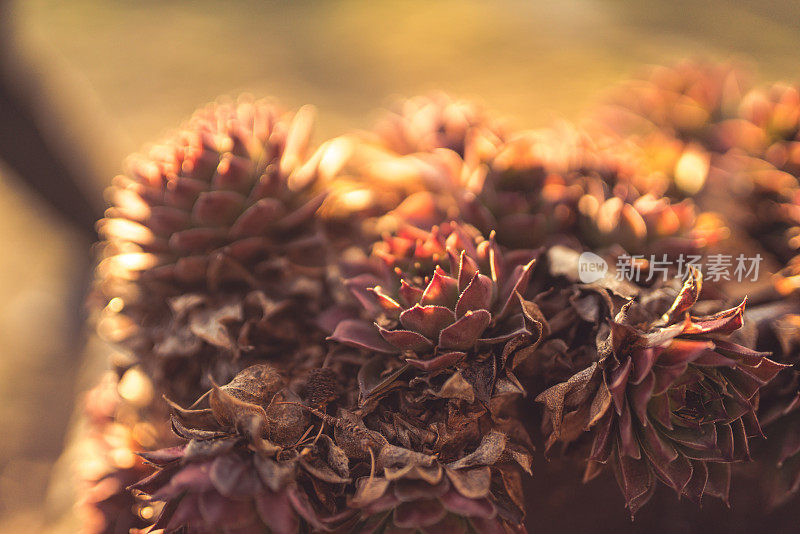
[577,252,608,283]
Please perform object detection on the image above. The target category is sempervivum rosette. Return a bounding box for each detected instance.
[95,99,332,402]
[316,93,505,227]
[131,364,351,533]
[329,221,541,374]
[369,120,725,256]
[372,92,507,158]
[593,60,748,150]
[536,270,786,514]
[733,83,800,175]
[471,126,727,254]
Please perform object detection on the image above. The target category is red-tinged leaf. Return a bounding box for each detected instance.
[392,479,449,502]
[393,499,447,528]
[328,319,398,353]
[164,493,201,532]
[615,454,653,514]
[349,477,391,508]
[457,251,480,292]
[421,513,469,534]
[128,463,181,494]
[640,423,679,467]
[737,357,790,385]
[164,176,208,210]
[287,487,327,531]
[716,423,735,461]
[380,326,436,352]
[685,299,746,336]
[705,462,731,505]
[399,279,425,308]
[467,516,506,534]
[732,418,751,461]
[191,190,246,227]
[712,339,774,365]
[198,492,257,528]
[229,197,284,238]
[406,351,466,371]
[210,454,247,496]
[316,305,358,334]
[692,349,737,367]
[148,206,191,236]
[608,358,632,414]
[169,227,228,254]
[652,363,689,396]
[682,460,708,505]
[455,273,494,318]
[161,463,214,496]
[664,423,718,453]
[369,287,404,318]
[278,192,327,230]
[496,259,535,320]
[657,339,714,366]
[618,403,640,459]
[421,267,459,307]
[629,348,657,385]
[440,490,496,519]
[345,274,384,312]
[211,154,253,193]
[648,393,672,429]
[399,305,455,340]
[438,310,491,350]
[660,268,702,324]
[255,491,300,534]
[629,372,655,425]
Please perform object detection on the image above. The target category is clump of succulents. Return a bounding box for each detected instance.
[537,270,785,514]
[81,62,800,533]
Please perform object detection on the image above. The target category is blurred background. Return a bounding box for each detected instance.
[2,0,800,531]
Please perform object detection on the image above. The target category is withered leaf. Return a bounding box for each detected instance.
[222,364,284,407]
[209,382,269,439]
[349,477,390,507]
[447,430,506,470]
[188,301,243,349]
[434,371,476,403]
[358,355,409,400]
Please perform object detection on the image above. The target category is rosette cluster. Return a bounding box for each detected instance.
[537,271,785,513]
[80,69,800,534]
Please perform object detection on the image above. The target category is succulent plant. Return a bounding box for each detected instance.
[594,60,749,151]
[95,99,333,402]
[329,221,542,374]
[130,364,353,533]
[537,270,786,514]
[372,92,506,158]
